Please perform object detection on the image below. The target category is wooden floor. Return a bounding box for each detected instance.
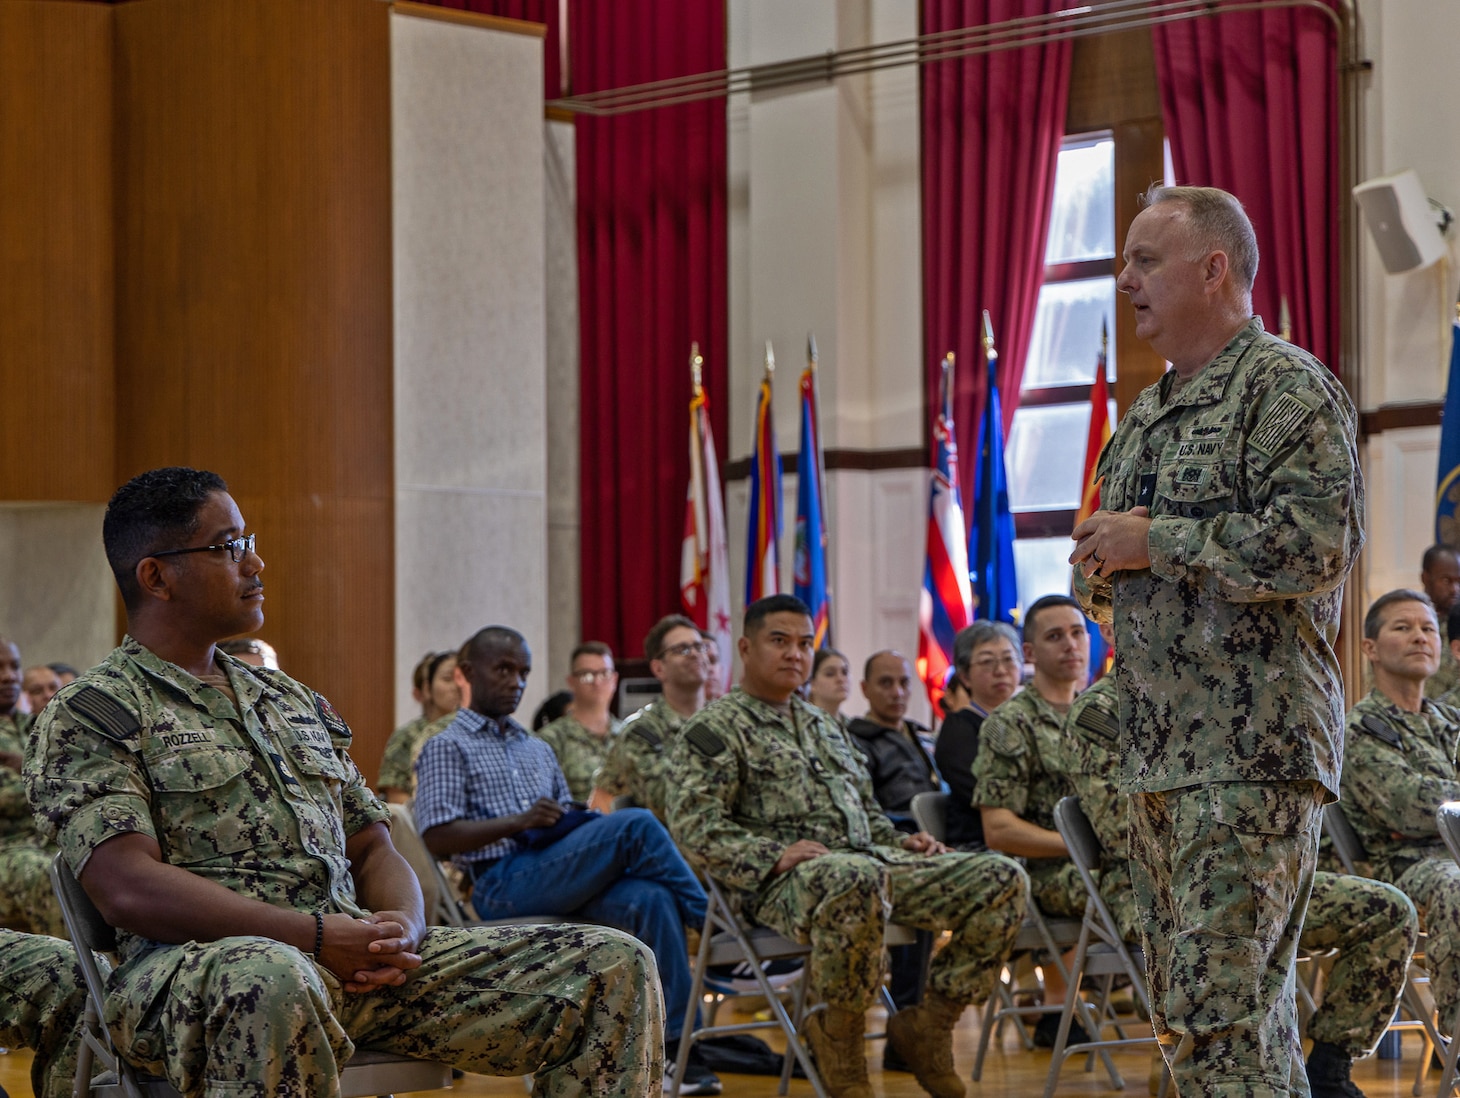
[0,1001,1442,1098]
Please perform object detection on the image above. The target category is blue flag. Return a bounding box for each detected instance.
[970,346,1019,623]
[1438,318,1460,545]
[793,364,831,646]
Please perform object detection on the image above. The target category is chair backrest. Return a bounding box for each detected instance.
[1437,802,1460,866]
[388,803,469,926]
[50,854,117,955]
[1053,794,1103,878]
[1324,802,1369,875]
[911,791,949,842]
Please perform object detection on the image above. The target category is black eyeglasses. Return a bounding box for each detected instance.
[151,534,257,564]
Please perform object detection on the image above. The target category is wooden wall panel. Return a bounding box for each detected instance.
[113,0,396,773]
[0,2,114,501]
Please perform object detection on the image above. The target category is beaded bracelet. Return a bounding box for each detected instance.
[312,911,325,958]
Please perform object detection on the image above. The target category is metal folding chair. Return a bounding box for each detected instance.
[1329,802,1442,1095]
[672,875,823,1098]
[1045,796,1168,1097]
[50,855,452,1098]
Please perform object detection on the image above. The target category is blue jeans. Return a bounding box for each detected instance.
[471,808,706,1039]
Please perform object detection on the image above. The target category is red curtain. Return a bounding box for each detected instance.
[572,0,728,658]
[422,0,563,100]
[921,0,1071,498]
[1153,1,1340,372]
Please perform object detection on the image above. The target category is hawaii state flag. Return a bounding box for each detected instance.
[917,354,974,709]
[793,358,832,647]
[745,369,783,603]
[680,370,732,696]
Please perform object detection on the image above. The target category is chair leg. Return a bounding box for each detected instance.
[971,973,1004,1081]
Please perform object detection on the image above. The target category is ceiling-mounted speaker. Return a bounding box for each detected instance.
[1353,169,1448,274]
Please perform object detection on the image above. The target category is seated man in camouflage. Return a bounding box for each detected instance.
[536,641,621,803]
[377,650,459,804]
[1342,589,1460,1043]
[1066,623,1417,1098]
[0,928,93,1098]
[0,637,64,938]
[27,467,661,1097]
[971,594,1089,1047]
[594,613,709,818]
[667,594,1028,1098]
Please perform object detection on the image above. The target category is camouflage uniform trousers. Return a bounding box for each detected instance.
[1393,855,1460,1032]
[1029,858,1088,920]
[0,928,97,1098]
[752,849,1027,1013]
[1129,781,1324,1098]
[107,921,664,1098]
[0,839,65,937]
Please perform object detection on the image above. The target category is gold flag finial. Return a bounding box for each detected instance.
[807,333,818,370]
[764,340,776,379]
[1101,316,1109,352]
[690,341,703,396]
[981,310,997,358]
[1279,296,1292,342]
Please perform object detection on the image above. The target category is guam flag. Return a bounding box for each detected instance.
[969,315,1018,624]
[793,352,831,646]
[917,354,974,709]
[1437,314,1460,545]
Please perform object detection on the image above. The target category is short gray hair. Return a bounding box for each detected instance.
[953,621,1021,672]
[1143,185,1259,293]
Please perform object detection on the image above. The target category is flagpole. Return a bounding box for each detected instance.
[690,340,703,397]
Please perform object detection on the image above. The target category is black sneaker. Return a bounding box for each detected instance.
[702,957,803,995]
[1032,1012,1089,1049]
[663,1040,723,1096]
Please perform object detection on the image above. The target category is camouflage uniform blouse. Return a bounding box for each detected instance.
[595,698,690,819]
[1338,688,1460,881]
[26,636,390,964]
[665,688,903,896]
[536,713,620,803]
[1076,319,1362,797]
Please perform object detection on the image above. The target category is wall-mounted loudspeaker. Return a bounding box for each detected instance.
[1353,169,1448,274]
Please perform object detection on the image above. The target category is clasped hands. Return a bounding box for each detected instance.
[320,910,425,994]
[1070,506,1153,577]
[772,831,948,875]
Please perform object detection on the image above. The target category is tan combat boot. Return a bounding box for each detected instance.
[885,990,967,1098]
[803,1006,873,1098]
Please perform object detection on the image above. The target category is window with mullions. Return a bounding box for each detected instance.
[1008,133,1117,610]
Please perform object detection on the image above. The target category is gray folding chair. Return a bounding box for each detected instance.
[1329,802,1441,1095]
[1045,796,1167,1097]
[911,790,948,841]
[50,855,452,1098]
[673,875,823,1098]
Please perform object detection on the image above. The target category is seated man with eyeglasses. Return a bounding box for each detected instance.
[415,625,721,1096]
[534,642,622,803]
[594,614,711,820]
[28,467,662,1096]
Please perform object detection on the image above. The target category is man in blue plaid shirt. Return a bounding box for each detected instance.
[416,625,719,1096]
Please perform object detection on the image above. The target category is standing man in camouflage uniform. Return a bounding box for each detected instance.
[1341,590,1460,1047]
[1071,185,1364,1096]
[26,467,662,1097]
[1422,546,1460,699]
[0,638,64,937]
[594,614,708,819]
[667,594,1028,1098]
[1065,627,1417,1098]
[972,594,1089,1048]
[536,641,621,803]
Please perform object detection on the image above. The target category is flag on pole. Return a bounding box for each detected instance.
[794,336,832,647]
[1437,309,1460,545]
[917,353,974,709]
[745,341,783,603]
[680,344,732,695]
[1076,320,1112,528]
[969,312,1019,624]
